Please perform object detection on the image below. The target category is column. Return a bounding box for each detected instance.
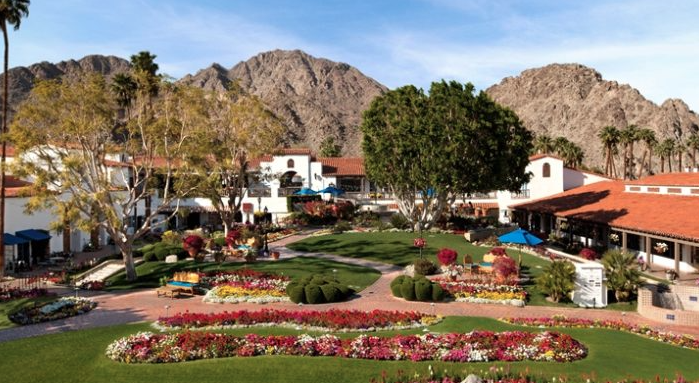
[674,241,681,274]
[644,236,651,267]
[621,232,628,253]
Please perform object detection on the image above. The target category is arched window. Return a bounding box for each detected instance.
[287,159,294,168]
[542,162,551,178]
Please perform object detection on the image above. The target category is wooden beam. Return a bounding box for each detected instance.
[645,236,651,268]
[674,242,681,274]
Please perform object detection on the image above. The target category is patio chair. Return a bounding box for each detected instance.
[463,254,479,274]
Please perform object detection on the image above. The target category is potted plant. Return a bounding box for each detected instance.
[271,251,280,260]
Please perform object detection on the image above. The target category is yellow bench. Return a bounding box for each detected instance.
[167,272,200,295]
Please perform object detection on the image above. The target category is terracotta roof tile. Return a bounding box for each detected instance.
[4,176,32,198]
[626,172,699,187]
[528,153,562,161]
[511,178,699,242]
[248,155,273,169]
[319,157,365,176]
[276,148,313,155]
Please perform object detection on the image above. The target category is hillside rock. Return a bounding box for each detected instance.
[180,49,387,155]
[0,55,130,115]
[486,64,699,169]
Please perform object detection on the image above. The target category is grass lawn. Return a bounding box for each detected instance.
[105,257,381,292]
[288,232,637,311]
[0,316,696,383]
[0,296,56,330]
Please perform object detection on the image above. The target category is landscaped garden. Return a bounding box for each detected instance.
[0,315,696,382]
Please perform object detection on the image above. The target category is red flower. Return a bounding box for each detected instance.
[413,238,426,248]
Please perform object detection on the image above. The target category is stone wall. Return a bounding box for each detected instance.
[637,285,699,326]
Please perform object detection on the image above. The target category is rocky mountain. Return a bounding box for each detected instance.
[486,64,699,169]
[0,55,130,114]
[180,49,387,156]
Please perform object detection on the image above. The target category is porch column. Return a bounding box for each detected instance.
[674,241,681,274]
[644,236,651,266]
[621,232,628,253]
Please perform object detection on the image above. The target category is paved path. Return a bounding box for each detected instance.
[1,232,698,343]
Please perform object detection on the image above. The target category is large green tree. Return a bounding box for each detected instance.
[319,136,341,157]
[361,81,532,231]
[184,88,285,234]
[0,0,29,276]
[10,74,197,281]
[598,125,620,178]
[533,133,555,154]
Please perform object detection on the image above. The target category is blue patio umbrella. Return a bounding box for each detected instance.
[498,228,544,265]
[318,186,345,196]
[294,187,318,195]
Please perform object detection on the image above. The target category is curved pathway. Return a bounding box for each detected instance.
[1,233,698,343]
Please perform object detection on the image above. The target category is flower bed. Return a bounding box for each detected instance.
[201,269,290,304]
[267,228,300,242]
[501,316,699,350]
[434,278,526,307]
[0,287,55,302]
[154,309,441,332]
[106,330,587,364]
[9,297,97,325]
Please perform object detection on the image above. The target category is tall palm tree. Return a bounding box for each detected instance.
[598,125,620,177]
[556,140,584,168]
[636,127,656,178]
[686,133,699,169]
[111,73,137,119]
[0,0,29,277]
[533,134,555,154]
[656,138,675,173]
[675,140,686,171]
[130,51,159,100]
[619,124,640,179]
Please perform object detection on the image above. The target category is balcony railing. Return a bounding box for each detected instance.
[511,190,530,199]
[466,192,497,199]
[248,188,272,198]
[277,187,301,197]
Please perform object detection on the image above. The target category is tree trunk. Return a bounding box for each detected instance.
[693,148,697,169]
[118,241,137,281]
[0,23,9,277]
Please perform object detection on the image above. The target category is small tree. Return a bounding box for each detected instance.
[493,256,518,281]
[319,136,341,157]
[536,260,576,303]
[601,250,641,302]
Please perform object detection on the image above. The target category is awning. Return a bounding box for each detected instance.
[16,229,52,241]
[3,233,29,246]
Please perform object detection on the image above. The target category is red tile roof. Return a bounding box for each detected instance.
[4,176,33,198]
[319,157,365,176]
[275,148,313,155]
[1,145,15,157]
[528,153,562,161]
[248,155,273,169]
[511,179,699,242]
[625,172,699,187]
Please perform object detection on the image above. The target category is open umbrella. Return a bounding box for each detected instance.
[318,186,345,196]
[498,228,544,266]
[293,187,318,195]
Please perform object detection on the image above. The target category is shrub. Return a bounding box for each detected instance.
[489,247,507,256]
[536,260,576,303]
[143,252,158,262]
[161,230,181,245]
[601,250,641,302]
[400,280,416,301]
[225,230,242,247]
[154,247,171,261]
[332,220,353,234]
[286,285,306,304]
[481,235,501,246]
[213,237,227,247]
[286,274,353,304]
[432,283,445,301]
[320,284,342,302]
[389,213,410,230]
[183,235,204,254]
[436,248,458,266]
[414,279,433,301]
[413,259,437,276]
[304,285,325,304]
[493,256,518,280]
[579,247,598,260]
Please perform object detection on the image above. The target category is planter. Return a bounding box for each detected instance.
[271,251,280,260]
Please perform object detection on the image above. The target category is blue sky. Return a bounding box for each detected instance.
[11,0,699,109]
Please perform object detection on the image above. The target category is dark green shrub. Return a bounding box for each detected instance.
[389,213,410,230]
[320,284,342,302]
[414,279,433,301]
[332,221,353,234]
[143,252,158,262]
[432,283,445,302]
[304,285,325,304]
[154,247,170,261]
[413,259,437,276]
[287,285,306,304]
[390,275,408,297]
[214,237,227,247]
[401,280,416,301]
[335,284,353,297]
[132,249,144,258]
[310,276,326,286]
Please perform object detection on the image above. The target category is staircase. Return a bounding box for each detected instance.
[74,260,139,284]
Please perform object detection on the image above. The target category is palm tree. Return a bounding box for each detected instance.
[686,133,699,169]
[601,250,641,302]
[111,73,137,119]
[0,0,29,277]
[619,124,640,179]
[636,128,656,178]
[535,260,576,303]
[598,125,620,177]
[130,51,159,100]
[560,141,584,168]
[656,138,675,173]
[533,134,555,154]
[675,140,686,171]
[552,136,570,156]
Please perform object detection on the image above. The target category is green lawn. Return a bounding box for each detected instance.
[105,257,381,292]
[288,232,637,311]
[0,316,696,383]
[0,296,57,330]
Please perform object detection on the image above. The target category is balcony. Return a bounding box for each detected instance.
[277,187,301,197]
[511,190,530,199]
[466,192,497,200]
[248,188,272,198]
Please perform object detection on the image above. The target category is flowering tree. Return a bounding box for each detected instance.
[436,248,458,266]
[361,81,532,232]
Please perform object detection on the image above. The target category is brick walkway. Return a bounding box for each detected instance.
[1,232,698,343]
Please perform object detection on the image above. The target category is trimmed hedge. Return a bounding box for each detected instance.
[140,242,187,262]
[285,275,355,304]
[391,275,445,302]
[413,259,437,276]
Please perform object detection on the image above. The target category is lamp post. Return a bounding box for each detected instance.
[263,206,269,255]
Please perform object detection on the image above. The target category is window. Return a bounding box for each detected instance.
[287,159,294,168]
[542,162,551,178]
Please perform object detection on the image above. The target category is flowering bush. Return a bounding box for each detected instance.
[654,242,669,254]
[77,280,105,290]
[435,279,526,307]
[501,316,699,350]
[0,287,55,302]
[9,297,97,325]
[493,256,518,281]
[489,247,507,256]
[106,330,587,364]
[201,269,290,304]
[155,309,441,332]
[413,237,426,248]
[225,229,242,247]
[183,235,204,255]
[579,248,598,260]
[609,233,620,244]
[436,248,458,266]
